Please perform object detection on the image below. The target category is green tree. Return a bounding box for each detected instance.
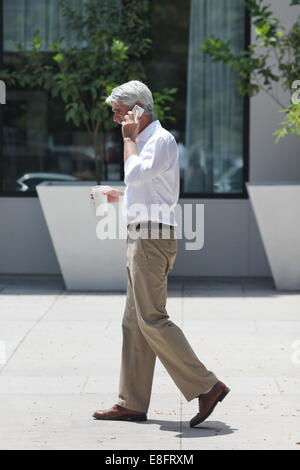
[0,0,177,183]
[201,0,300,143]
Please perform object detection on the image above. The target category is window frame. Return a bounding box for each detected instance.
[0,2,250,199]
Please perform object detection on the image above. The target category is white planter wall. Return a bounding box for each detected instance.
[0,196,272,282]
[36,181,127,291]
[247,182,300,290]
[0,196,61,275]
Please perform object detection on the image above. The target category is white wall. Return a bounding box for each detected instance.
[249,0,300,182]
[0,196,271,278]
[0,197,60,275]
[170,199,271,278]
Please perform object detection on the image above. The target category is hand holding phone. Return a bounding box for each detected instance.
[122,104,143,140]
[131,104,144,118]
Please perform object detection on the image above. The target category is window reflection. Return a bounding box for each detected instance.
[1,0,246,195]
[2,0,123,193]
[184,0,245,195]
[2,87,123,192]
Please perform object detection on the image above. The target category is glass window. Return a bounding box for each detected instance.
[1,0,123,194]
[145,0,191,195]
[146,0,248,196]
[0,0,248,196]
[184,0,247,195]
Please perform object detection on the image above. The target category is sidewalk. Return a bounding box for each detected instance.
[0,275,299,450]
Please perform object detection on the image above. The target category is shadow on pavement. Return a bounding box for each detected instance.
[145,419,236,439]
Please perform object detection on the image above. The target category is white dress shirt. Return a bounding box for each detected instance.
[123,120,180,226]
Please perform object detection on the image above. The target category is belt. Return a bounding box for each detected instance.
[127,222,174,230]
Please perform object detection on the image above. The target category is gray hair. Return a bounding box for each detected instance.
[105,80,154,118]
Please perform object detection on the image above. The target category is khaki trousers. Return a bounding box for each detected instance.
[117,221,219,413]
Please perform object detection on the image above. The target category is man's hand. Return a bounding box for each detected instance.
[89,185,124,203]
[103,188,124,203]
[121,109,140,141]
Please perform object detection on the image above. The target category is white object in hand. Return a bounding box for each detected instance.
[90,187,108,215]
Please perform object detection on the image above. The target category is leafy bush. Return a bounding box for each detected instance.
[201,0,300,142]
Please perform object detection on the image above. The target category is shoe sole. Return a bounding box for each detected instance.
[93,414,147,422]
[190,386,230,428]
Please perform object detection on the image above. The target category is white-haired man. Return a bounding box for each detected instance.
[91,80,230,427]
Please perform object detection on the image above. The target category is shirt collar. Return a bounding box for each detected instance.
[135,120,161,144]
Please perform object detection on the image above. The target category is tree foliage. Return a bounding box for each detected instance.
[0,0,177,182]
[201,0,300,142]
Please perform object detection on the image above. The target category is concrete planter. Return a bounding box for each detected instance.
[246,182,300,290]
[36,181,127,291]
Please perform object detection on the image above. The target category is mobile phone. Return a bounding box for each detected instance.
[131,104,144,118]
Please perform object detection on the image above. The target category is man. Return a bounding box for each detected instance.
[91,80,230,427]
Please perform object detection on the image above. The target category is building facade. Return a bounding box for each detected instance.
[0,0,299,279]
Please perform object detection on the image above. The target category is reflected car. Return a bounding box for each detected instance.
[213,159,244,193]
[16,172,79,192]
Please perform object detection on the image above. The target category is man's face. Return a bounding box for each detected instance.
[111,102,131,124]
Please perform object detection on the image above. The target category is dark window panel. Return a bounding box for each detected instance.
[0,0,249,198]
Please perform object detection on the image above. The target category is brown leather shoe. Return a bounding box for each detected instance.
[190,381,230,427]
[93,404,147,422]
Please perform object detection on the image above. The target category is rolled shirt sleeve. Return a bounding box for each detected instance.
[124,135,172,188]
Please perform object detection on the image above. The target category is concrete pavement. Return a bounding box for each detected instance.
[0,275,299,450]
